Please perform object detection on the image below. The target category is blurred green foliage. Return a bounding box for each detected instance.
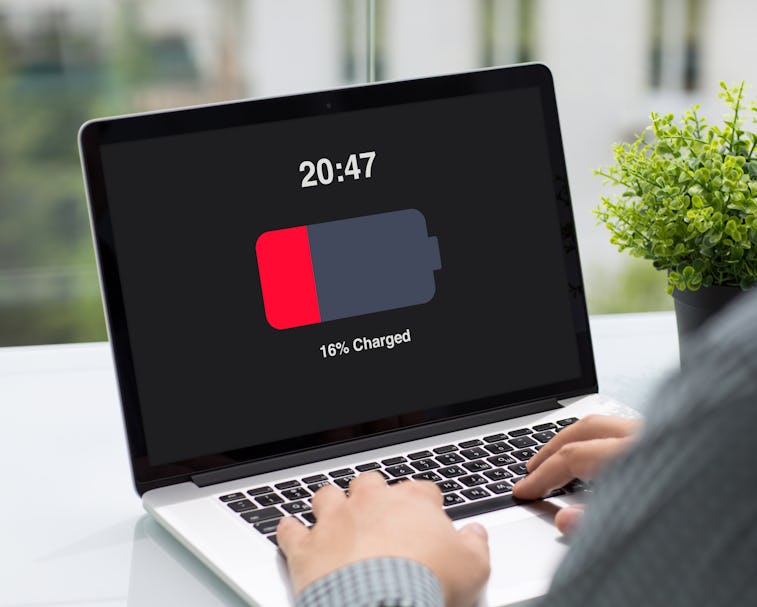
[0,58,104,343]
[0,7,147,346]
[587,257,674,314]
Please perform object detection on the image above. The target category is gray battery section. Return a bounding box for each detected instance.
[308,209,442,323]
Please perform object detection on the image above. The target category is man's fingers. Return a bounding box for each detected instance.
[457,523,491,578]
[349,471,388,496]
[554,505,584,536]
[310,484,346,518]
[527,415,640,473]
[458,522,488,546]
[514,437,632,499]
[395,478,444,506]
[276,516,309,559]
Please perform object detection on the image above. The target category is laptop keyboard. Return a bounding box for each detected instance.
[217,417,585,546]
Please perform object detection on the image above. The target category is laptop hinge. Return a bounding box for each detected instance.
[191,396,562,488]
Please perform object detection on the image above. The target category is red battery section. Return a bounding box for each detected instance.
[256,209,441,330]
[254,226,321,330]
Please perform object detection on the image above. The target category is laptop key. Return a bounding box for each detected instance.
[532,422,556,432]
[564,479,591,493]
[255,493,284,507]
[254,520,281,535]
[443,493,465,507]
[487,454,516,467]
[282,500,311,515]
[240,506,283,524]
[301,512,317,525]
[411,458,440,471]
[483,433,507,443]
[355,462,380,472]
[227,499,257,513]
[461,487,490,500]
[508,463,529,475]
[486,482,513,494]
[386,464,414,477]
[267,534,278,546]
[333,476,355,489]
[512,449,535,461]
[557,417,579,427]
[382,456,407,466]
[307,481,331,493]
[219,492,246,502]
[445,495,523,521]
[433,444,458,454]
[459,474,488,487]
[532,431,556,443]
[329,468,354,478]
[437,480,463,493]
[274,480,300,490]
[439,465,466,478]
[460,447,488,460]
[247,486,273,496]
[412,471,442,482]
[508,428,533,437]
[462,460,492,473]
[407,450,433,460]
[458,439,483,448]
[484,468,511,481]
[509,436,538,449]
[436,452,464,465]
[387,478,409,485]
[485,442,514,454]
[302,474,327,484]
[282,487,311,501]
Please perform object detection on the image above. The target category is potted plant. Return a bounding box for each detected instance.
[594,82,757,363]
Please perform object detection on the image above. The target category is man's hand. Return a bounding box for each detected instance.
[513,415,641,534]
[277,471,490,607]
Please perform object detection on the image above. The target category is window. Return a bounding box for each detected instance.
[1,0,750,345]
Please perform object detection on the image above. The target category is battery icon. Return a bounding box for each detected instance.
[255,209,442,330]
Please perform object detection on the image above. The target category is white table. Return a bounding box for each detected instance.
[0,313,679,607]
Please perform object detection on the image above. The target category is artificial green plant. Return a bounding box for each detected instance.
[594,82,757,293]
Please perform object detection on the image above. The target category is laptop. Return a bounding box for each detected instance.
[79,63,636,606]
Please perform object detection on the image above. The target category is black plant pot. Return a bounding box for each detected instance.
[672,285,743,366]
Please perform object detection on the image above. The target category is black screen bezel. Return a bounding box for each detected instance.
[79,63,597,494]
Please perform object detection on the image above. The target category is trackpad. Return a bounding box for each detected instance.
[479,506,570,605]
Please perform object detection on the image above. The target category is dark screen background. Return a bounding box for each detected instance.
[100,87,581,465]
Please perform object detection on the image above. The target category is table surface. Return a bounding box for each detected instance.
[0,312,679,607]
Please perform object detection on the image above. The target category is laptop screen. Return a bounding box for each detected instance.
[81,64,595,489]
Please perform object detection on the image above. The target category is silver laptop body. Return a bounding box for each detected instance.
[79,63,635,606]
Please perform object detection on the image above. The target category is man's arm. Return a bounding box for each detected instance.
[533,291,757,606]
[292,558,443,607]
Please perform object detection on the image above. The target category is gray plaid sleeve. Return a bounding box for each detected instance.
[294,558,444,607]
[537,289,757,607]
